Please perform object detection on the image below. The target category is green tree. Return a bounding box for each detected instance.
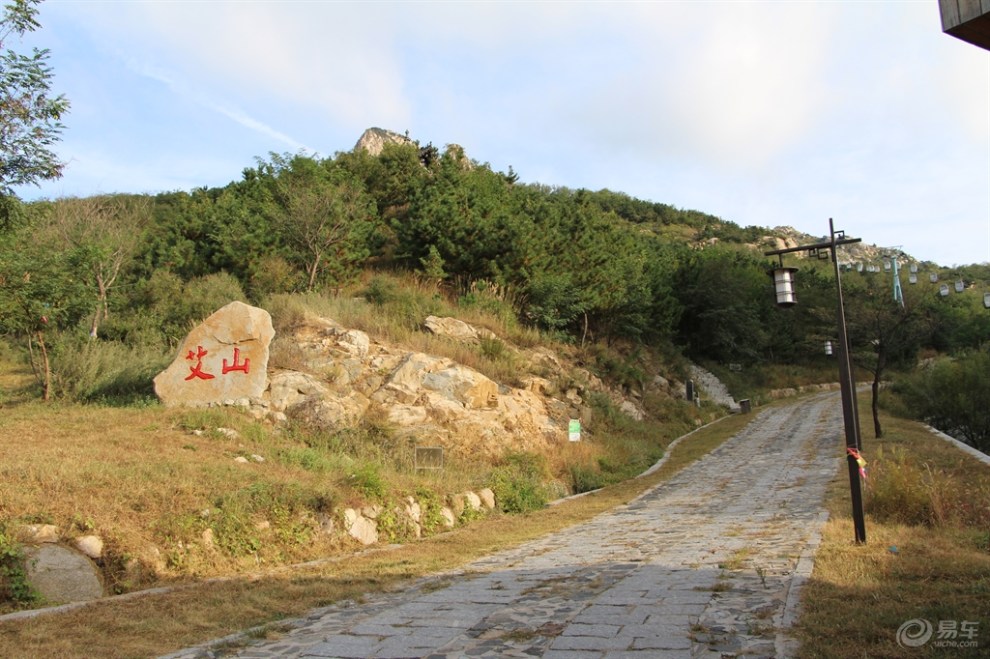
[262,153,378,291]
[843,273,930,438]
[41,195,150,338]
[675,247,772,364]
[0,0,68,196]
[0,225,88,399]
[895,350,990,453]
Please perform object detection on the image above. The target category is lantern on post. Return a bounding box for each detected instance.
[771,266,799,307]
[765,219,866,544]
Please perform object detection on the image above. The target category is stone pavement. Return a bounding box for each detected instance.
[164,394,843,659]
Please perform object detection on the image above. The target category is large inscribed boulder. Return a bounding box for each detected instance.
[154,301,275,407]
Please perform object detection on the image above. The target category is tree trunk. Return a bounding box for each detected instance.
[872,375,882,438]
[90,271,109,338]
[307,254,321,292]
[29,331,51,401]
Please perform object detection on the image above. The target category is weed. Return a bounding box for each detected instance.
[346,463,387,500]
[0,529,39,610]
[719,547,753,571]
[414,487,448,533]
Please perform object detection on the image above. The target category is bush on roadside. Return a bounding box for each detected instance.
[892,351,990,453]
[488,452,550,513]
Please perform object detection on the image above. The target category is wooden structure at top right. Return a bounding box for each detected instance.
[939,0,990,49]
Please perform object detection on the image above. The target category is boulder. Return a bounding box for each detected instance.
[290,393,371,430]
[422,365,498,409]
[154,301,275,407]
[21,524,59,544]
[478,488,496,509]
[74,535,103,559]
[381,352,443,404]
[336,329,370,357]
[268,370,329,411]
[620,400,645,421]
[23,544,104,604]
[424,316,479,340]
[343,508,378,545]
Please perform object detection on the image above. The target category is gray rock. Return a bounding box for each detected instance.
[23,544,104,604]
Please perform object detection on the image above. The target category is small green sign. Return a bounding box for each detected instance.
[568,419,581,442]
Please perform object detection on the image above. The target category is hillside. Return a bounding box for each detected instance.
[2,128,988,616]
[1,274,747,614]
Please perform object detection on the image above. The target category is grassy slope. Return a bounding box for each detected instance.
[0,403,752,658]
[795,406,990,658]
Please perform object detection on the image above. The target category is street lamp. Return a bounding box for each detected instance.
[765,218,867,544]
[772,267,799,306]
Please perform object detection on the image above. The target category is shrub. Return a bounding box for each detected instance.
[487,452,549,513]
[177,272,248,325]
[570,464,606,493]
[248,255,303,299]
[49,335,170,404]
[209,482,315,557]
[363,276,397,306]
[0,528,39,609]
[893,351,990,453]
[346,462,387,500]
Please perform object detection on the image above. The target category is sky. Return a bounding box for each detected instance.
[12,0,990,267]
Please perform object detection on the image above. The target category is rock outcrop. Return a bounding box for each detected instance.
[354,127,415,156]
[153,301,275,407]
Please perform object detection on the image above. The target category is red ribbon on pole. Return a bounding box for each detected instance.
[847,447,867,479]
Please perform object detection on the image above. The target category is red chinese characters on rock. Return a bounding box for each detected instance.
[184,345,251,382]
[184,345,214,381]
[222,346,250,375]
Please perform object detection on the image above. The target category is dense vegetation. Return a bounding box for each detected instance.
[0,138,988,444]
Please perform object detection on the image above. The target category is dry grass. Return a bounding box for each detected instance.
[0,407,752,658]
[794,402,990,658]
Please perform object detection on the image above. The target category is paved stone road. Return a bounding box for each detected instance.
[165,394,843,659]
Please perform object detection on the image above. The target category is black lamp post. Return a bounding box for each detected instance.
[765,218,867,544]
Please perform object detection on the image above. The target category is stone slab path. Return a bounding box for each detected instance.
[164,394,844,659]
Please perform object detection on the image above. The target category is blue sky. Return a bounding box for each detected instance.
[13,0,990,267]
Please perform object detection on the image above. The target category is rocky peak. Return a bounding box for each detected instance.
[761,226,919,268]
[354,127,415,156]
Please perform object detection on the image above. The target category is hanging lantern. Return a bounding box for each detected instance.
[772,267,799,307]
[883,259,891,271]
[930,273,939,283]
[955,280,965,293]
[909,273,917,284]
[984,292,990,309]
[825,340,833,355]
[939,283,950,297]
[910,263,918,274]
